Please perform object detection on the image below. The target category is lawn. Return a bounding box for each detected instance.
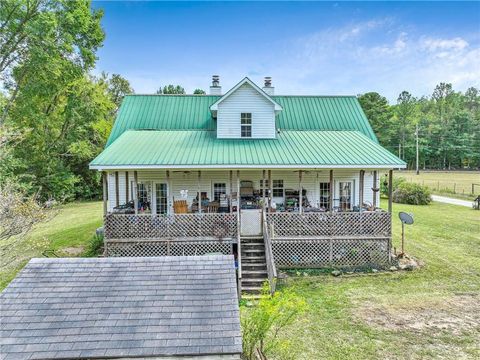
[396,170,480,200]
[264,200,480,359]
[2,199,479,359]
[0,201,103,289]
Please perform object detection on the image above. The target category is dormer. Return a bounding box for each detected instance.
[210,77,283,139]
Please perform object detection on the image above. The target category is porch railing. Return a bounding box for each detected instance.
[266,211,391,238]
[266,211,392,268]
[104,213,238,240]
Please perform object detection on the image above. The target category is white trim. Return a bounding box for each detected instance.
[90,164,406,170]
[210,77,283,112]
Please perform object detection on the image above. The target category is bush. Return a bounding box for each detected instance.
[241,285,307,360]
[83,234,104,257]
[392,182,432,205]
[380,176,406,197]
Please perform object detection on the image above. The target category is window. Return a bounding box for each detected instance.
[213,183,226,201]
[259,179,284,198]
[155,183,168,214]
[241,113,252,138]
[272,180,284,197]
[339,182,352,210]
[136,182,152,211]
[319,182,331,209]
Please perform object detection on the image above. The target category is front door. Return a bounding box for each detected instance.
[240,209,263,236]
[154,183,168,214]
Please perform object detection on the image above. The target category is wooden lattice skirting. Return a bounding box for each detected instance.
[272,237,390,268]
[105,239,233,257]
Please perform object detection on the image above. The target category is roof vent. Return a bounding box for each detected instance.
[262,76,274,95]
[210,75,222,95]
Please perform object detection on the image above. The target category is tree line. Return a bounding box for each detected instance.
[358,84,480,170]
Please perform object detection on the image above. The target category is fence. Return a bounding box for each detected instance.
[266,212,392,268]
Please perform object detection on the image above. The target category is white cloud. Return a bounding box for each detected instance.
[422,37,469,52]
[268,20,480,101]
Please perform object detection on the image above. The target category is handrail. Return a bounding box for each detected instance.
[262,210,277,295]
[236,211,242,299]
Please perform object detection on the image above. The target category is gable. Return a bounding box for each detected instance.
[217,82,277,139]
[210,77,282,113]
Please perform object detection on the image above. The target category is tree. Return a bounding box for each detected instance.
[0,0,105,123]
[193,88,206,95]
[156,84,185,95]
[2,0,110,200]
[0,125,52,245]
[358,92,394,146]
[105,73,134,113]
[394,91,417,161]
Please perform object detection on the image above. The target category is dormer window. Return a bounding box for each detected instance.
[241,113,252,138]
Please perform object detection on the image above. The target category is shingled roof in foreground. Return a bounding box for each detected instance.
[0,256,241,360]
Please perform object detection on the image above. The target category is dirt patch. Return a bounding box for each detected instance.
[58,246,85,256]
[356,294,480,336]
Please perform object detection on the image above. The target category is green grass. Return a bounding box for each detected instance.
[0,201,103,289]
[261,200,480,359]
[397,170,480,200]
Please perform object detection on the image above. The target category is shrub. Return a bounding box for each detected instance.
[392,182,432,205]
[83,234,104,257]
[380,176,406,197]
[241,285,307,360]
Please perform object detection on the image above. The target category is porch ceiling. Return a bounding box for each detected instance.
[90,130,406,170]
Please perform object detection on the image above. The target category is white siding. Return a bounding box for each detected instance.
[106,169,384,214]
[216,83,276,139]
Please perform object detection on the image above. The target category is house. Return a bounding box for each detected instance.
[90,76,406,294]
[0,256,242,360]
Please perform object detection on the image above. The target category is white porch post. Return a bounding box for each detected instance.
[236,170,240,219]
[268,169,272,212]
[298,170,303,213]
[125,171,129,202]
[329,170,334,213]
[229,170,233,213]
[262,169,266,211]
[114,171,119,207]
[102,171,108,215]
[133,171,138,215]
[166,170,172,214]
[388,169,393,213]
[197,171,202,214]
[359,170,365,211]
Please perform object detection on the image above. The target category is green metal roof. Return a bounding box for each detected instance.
[106,95,377,146]
[91,130,405,169]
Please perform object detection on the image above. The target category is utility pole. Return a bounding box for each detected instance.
[415,123,419,175]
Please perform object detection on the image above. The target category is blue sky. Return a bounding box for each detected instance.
[92,1,480,102]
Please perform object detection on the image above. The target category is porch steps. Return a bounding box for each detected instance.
[240,237,268,296]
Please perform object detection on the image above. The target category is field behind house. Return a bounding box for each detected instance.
[396,170,480,200]
[0,201,103,289]
[267,200,480,360]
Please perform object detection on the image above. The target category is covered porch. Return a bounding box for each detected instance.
[101,168,394,263]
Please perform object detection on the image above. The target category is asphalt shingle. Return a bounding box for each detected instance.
[0,255,241,360]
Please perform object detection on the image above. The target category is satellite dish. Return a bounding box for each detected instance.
[399,212,414,225]
[398,212,414,257]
